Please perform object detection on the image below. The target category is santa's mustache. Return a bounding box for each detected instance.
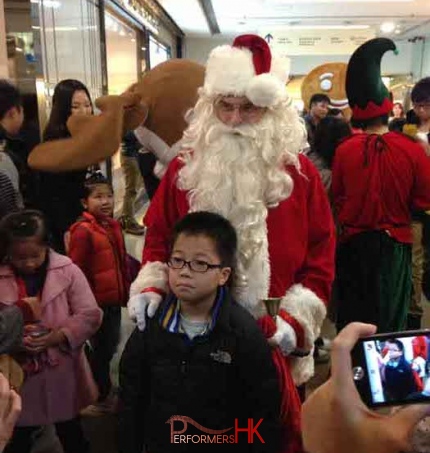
[205,120,259,144]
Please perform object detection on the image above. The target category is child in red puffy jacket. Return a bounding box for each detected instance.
[68,173,130,412]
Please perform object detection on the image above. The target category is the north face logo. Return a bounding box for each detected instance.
[209,350,232,364]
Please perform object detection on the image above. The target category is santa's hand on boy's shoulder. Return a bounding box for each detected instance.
[267,315,297,356]
[128,292,162,331]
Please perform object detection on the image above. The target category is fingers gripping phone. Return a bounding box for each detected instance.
[352,329,430,408]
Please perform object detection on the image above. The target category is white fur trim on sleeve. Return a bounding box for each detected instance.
[129,261,169,297]
[281,283,327,385]
[134,126,176,165]
[153,161,167,180]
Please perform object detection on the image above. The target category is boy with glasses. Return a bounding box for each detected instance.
[119,211,281,453]
[405,77,430,329]
[410,77,430,153]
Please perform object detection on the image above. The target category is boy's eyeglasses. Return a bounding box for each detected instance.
[168,257,222,273]
[413,102,430,111]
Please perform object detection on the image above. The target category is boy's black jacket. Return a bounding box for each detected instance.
[118,290,282,453]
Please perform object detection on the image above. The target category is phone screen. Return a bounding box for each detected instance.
[353,330,430,407]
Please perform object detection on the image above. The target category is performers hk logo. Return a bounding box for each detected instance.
[166,416,265,444]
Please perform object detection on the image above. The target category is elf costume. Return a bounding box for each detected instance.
[332,37,430,332]
[130,34,336,453]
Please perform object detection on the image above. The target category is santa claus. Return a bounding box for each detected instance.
[128,34,336,452]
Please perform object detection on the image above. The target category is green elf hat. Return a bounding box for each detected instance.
[346,37,398,121]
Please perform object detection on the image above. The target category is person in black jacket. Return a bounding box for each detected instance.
[0,80,28,216]
[406,78,430,329]
[38,79,95,253]
[119,212,281,453]
[382,340,419,402]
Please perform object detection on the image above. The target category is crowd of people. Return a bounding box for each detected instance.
[0,32,429,453]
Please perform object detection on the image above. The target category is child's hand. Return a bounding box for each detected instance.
[23,329,66,353]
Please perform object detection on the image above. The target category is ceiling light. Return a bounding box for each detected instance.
[281,25,370,30]
[30,0,61,8]
[380,22,396,33]
[271,0,412,2]
[43,26,78,31]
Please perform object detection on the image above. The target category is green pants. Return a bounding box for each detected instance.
[336,230,412,333]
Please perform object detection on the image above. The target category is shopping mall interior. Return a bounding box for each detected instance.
[1,0,430,452]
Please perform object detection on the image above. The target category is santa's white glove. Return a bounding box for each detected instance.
[269,315,297,356]
[127,292,162,331]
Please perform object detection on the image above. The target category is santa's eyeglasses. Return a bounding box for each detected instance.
[214,99,265,117]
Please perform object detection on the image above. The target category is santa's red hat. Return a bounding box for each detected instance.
[202,34,289,108]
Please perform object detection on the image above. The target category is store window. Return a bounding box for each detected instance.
[104,8,141,215]
[149,34,170,69]
[34,0,103,129]
[4,1,41,151]
[104,10,138,94]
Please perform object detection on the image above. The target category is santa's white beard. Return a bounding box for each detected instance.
[178,112,295,304]
[179,113,294,212]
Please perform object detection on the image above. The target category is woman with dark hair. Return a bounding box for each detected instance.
[306,116,351,363]
[38,80,95,253]
[391,102,405,120]
[307,115,352,191]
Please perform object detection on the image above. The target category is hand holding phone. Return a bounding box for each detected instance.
[352,329,430,408]
[302,323,430,453]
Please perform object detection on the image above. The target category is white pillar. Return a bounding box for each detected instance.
[0,0,8,78]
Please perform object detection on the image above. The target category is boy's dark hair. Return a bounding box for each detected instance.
[0,210,49,261]
[171,212,237,268]
[387,339,404,353]
[309,93,330,109]
[0,80,22,121]
[81,172,113,199]
[351,114,389,131]
[411,77,430,104]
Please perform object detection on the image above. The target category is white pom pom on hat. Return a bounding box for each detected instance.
[202,34,289,108]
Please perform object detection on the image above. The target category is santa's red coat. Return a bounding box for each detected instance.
[142,154,335,306]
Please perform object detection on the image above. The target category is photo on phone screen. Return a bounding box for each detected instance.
[352,330,430,408]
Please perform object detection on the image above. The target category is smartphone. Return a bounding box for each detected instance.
[352,329,430,408]
[29,330,50,338]
[24,323,51,339]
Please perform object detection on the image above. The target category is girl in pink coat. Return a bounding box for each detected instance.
[0,210,102,453]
